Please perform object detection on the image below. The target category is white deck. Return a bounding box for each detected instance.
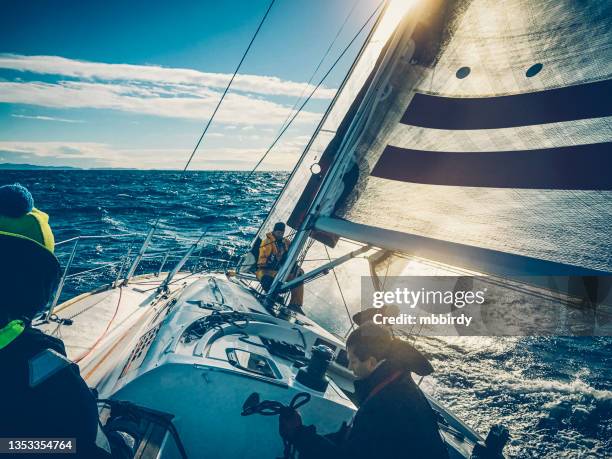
[38,272,201,386]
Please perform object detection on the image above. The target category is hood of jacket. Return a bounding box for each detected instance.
[385,338,434,377]
[353,338,434,404]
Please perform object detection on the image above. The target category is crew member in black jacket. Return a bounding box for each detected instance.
[0,184,129,458]
[279,323,449,459]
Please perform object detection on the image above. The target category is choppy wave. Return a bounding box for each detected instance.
[505,377,612,401]
[417,336,612,457]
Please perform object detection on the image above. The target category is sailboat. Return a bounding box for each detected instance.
[36,0,611,457]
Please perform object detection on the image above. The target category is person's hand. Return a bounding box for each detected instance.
[278,407,302,440]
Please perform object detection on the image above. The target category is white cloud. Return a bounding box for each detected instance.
[0,54,338,126]
[0,137,309,170]
[0,54,336,99]
[11,114,84,123]
[0,54,330,169]
[0,52,324,169]
[0,80,323,125]
[0,141,111,160]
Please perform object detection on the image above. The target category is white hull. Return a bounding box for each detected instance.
[39,272,481,458]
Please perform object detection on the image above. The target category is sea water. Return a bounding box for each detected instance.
[1,170,610,458]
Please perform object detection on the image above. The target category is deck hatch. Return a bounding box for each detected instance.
[226,348,281,379]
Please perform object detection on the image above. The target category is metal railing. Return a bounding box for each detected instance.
[55,232,146,247]
[45,226,239,321]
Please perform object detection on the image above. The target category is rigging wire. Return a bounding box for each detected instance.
[252,2,384,243]
[181,0,276,174]
[50,3,383,344]
[274,0,361,136]
[108,0,278,281]
[243,0,385,179]
[235,0,387,285]
[137,0,276,243]
[155,0,372,254]
[324,245,355,336]
[98,0,384,303]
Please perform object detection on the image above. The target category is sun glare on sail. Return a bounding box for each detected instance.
[375,0,420,41]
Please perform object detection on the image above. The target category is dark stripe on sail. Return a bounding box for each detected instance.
[371,143,612,189]
[401,79,612,129]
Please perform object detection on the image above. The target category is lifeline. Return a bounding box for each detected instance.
[373,313,473,327]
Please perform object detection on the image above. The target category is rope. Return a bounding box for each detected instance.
[74,286,124,364]
[241,391,311,459]
[324,246,355,336]
[182,310,249,343]
[241,391,310,416]
[47,288,113,337]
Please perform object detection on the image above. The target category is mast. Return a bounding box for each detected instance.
[267,0,423,298]
[253,0,392,244]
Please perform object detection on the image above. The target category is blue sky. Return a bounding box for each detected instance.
[0,0,380,170]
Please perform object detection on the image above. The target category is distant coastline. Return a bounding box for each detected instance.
[0,163,286,172]
[0,163,82,170]
[0,163,138,171]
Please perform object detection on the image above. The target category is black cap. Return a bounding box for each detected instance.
[273,222,286,232]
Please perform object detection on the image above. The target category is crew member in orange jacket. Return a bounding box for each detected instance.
[256,222,304,312]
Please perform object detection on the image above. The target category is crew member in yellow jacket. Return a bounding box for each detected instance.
[256,222,304,312]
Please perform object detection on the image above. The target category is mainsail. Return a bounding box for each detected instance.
[263,0,612,283]
[242,0,612,338]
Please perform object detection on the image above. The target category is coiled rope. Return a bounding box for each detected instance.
[241,392,311,459]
